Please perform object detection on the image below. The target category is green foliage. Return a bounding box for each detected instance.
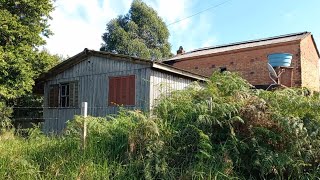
[33,49,61,76]
[0,0,58,125]
[101,0,172,60]
[0,101,12,133]
[0,0,55,99]
[0,72,320,179]
[0,111,168,179]
[154,72,320,179]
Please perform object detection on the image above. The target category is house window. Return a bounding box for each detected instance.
[108,75,135,106]
[49,81,78,108]
[60,83,70,107]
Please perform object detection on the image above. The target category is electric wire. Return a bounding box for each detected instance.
[167,0,233,26]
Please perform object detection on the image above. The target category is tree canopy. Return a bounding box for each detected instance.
[100,0,172,60]
[0,0,57,100]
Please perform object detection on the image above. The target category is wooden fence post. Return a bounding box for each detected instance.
[209,97,213,113]
[81,102,88,150]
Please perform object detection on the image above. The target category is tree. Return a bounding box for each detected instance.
[101,0,172,60]
[0,0,58,127]
[0,0,55,100]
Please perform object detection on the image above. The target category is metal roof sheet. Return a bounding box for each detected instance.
[166,32,310,61]
[36,49,208,83]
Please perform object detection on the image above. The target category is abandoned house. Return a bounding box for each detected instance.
[35,49,206,133]
[35,31,320,133]
[164,32,320,91]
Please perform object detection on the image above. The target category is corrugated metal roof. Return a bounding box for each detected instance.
[36,49,208,83]
[166,32,310,61]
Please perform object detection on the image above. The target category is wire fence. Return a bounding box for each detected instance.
[11,105,136,131]
[12,97,213,123]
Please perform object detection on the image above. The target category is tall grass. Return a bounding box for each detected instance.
[0,72,319,179]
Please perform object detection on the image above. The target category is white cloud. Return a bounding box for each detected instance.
[283,12,295,19]
[143,0,200,52]
[44,0,218,57]
[145,0,191,29]
[168,11,219,53]
[144,0,220,52]
[45,0,123,57]
[201,37,218,47]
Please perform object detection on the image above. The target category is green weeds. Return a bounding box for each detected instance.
[0,72,319,179]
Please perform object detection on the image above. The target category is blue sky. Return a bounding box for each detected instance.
[45,0,320,57]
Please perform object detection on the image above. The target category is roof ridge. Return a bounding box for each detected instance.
[37,48,207,82]
[186,31,309,54]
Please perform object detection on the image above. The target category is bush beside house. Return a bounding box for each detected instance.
[0,72,319,179]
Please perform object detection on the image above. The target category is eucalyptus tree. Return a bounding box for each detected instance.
[101,0,172,60]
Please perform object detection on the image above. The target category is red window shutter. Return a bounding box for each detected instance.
[120,76,127,105]
[115,77,121,104]
[125,76,130,105]
[108,75,135,106]
[128,75,135,105]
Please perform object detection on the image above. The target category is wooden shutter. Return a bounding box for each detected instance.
[115,77,121,104]
[74,81,79,107]
[108,75,135,106]
[68,83,73,107]
[49,84,59,107]
[128,75,135,105]
[120,76,127,104]
[69,81,79,107]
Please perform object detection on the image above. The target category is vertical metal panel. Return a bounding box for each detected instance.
[42,54,198,134]
[149,69,195,110]
[129,75,135,105]
[108,77,116,105]
[43,56,150,134]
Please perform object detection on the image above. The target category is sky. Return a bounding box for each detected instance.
[45,0,320,58]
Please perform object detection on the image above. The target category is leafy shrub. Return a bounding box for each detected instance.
[0,72,319,179]
[0,101,12,134]
[154,72,320,179]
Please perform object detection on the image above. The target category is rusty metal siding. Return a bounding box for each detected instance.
[43,56,151,133]
[149,70,195,110]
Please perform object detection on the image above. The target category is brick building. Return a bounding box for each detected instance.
[164,32,320,91]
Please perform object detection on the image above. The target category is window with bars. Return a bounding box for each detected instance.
[49,81,78,108]
[108,75,135,106]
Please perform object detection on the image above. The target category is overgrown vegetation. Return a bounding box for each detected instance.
[1,72,320,179]
[0,0,61,129]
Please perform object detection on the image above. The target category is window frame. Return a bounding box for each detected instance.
[60,83,70,108]
[48,81,78,108]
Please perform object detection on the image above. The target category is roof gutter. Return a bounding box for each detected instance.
[152,63,208,81]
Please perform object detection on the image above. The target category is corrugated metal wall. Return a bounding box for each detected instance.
[149,70,195,110]
[43,56,151,133]
[43,55,198,133]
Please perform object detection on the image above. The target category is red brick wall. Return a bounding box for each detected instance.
[170,42,303,87]
[300,35,320,91]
